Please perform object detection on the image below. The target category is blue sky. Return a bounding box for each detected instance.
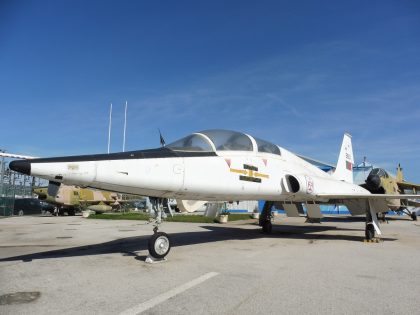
[1,1,420,181]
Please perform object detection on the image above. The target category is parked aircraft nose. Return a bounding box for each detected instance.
[33,188,47,199]
[9,159,31,175]
[366,174,381,191]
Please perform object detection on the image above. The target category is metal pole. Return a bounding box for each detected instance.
[123,101,127,152]
[0,150,4,216]
[108,103,113,154]
[0,150,4,198]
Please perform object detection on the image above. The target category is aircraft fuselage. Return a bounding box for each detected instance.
[11,146,368,202]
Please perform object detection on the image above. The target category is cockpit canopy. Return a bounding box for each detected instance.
[166,129,281,155]
[369,168,389,178]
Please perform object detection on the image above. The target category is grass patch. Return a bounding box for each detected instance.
[167,215,215,223]
[226,213,254,221]
[88,212,254,223]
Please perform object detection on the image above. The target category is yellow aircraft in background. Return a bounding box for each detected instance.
[362,164,420,220]
[33,185,132,215]
[0,152,142,215]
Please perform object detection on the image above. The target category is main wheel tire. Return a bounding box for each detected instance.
[148,232,171,259]
[18,210,24,216]
[262,221,272,234]
[365,224,375,240]
[411,212,417,221]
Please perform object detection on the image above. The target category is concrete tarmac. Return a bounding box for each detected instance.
[0,214,419,314]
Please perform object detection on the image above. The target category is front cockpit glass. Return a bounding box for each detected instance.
[199,130,253,151]
[254,137,281,155]
[371,169,379,175]
[166,134,213,152]
[370,168,387,178]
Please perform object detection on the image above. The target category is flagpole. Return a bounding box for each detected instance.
[123,101,127,152]
[108,103,112,154]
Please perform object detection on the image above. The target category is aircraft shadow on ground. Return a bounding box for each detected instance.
[321,215,412,223]
[0,223,397,263]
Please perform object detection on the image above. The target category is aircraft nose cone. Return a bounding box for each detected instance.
[9,159,31,175]
[366,174,381,190]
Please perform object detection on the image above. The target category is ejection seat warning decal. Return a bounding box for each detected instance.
[230,164,269,183]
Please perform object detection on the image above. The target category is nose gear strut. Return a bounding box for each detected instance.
[145,198,172,262]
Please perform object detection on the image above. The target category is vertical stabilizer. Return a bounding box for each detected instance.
[332,133,354,183]
[396,164,404,182]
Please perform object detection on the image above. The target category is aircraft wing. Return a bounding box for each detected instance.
[316,193,420,200]
[296,154,335,171]
[0,152,38,159]
[397,181,420,191]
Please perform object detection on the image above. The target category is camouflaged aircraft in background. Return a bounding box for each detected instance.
[33,185,126,215]
[362,164,420,220]
[0,152,141,215]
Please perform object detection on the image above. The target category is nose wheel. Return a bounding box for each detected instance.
[148,231,171,259]
[146,197,172,261]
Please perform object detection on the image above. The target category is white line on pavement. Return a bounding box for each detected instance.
[119,271,219,315]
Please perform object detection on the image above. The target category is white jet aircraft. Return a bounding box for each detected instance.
[9,129,417,259]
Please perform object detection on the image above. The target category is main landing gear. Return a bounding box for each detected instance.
[146,198,171,261]
[365,205,382,241]
[365,222,375,240]
[396,207,417,221]
[259,201,274,234]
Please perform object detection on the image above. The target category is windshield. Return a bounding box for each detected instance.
[254,137,281,155]
[167,129,281,154]
[166,134,213,152]
[199,130,253,151]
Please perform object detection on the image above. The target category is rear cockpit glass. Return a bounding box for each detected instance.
[254,137,281,155]
[167,134,213,152]
[199,130,253,151]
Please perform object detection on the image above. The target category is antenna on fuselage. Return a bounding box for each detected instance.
[159,129,166,147]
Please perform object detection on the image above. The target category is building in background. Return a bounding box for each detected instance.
[0,154,46,216]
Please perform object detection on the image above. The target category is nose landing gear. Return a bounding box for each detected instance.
[146,198,172,262]
[148,228,171,259]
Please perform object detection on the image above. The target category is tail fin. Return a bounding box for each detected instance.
[396,164,404,182]
[332,133,354,183]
